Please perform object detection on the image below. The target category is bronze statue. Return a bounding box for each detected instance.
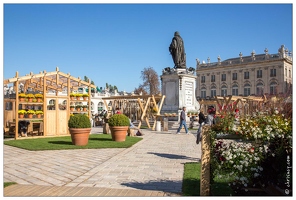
[169,31,186,68]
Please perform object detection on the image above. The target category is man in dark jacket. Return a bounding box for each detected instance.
[196,110,206,144]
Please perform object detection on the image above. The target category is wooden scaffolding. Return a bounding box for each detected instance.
[102,95,166,130]
[3,67,96,139]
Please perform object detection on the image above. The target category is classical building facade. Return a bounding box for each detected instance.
[195,45,292,99]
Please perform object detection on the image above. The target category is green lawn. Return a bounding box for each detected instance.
[182,162,201,196]
[4,134,142,150]
[182,162,233,196]
[4,182,17,188]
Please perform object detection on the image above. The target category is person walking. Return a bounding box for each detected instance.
[196,110,206,144]
[176,107,190,134]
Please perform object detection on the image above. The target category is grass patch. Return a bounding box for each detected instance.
[182,162,233,196]
[211,175,234,196]
[182,162,200,196]
[4,182,17,188]
[4,134,142,151]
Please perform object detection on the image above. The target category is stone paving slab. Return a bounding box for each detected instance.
[3,128,200,196]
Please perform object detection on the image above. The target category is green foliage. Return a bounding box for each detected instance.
[68,114,91,128]
[4,134,142,150]
[108,114,130,126]
[4,182,17,188]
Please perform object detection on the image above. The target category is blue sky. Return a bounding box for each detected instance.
[3,3,293,92]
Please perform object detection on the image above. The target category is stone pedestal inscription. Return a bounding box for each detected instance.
[185,81,193,106]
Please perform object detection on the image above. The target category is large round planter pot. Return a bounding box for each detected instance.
[110,126,128,142]
[69,128,91,146]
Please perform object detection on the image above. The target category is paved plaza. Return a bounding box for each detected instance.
[3,127,201,196]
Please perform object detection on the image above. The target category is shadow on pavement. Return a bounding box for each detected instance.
[147,152,199,161]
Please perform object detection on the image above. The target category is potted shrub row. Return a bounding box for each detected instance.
[68,114,91,146]
[108,114,130,142]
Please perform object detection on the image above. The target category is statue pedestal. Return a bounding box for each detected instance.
[160,68,200,119]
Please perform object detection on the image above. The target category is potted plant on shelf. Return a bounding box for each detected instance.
[18,110,27,118]
[75,104,82,111]
[68,113,91,146]
[76,93,83,100]
[26,109,35,118]
[27,93,35,102]
[19,93,27,102]
[35,110,43,118]
[82,105,88,111]
[34,93,43,102]
[82,93,89,100]
[70,105,75,111]
[70,93,76,100]
[108,114,130,142]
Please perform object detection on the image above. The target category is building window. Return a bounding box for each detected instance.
[270,69,276,77]
[270,82,277,95]
[285,68,287,76]
[221,86,227,96]
[201,87,206,98]
[257,70,262,78]
[201,76,205,83]
[232,84,238,96]
[289,70,291,78]
[244,84,251,96]
[98,102,104,111]
[221,74,226,81]
[211,75,215,82]
[244,71,249,79]
[256,83,264,96]
[232,73,237,80]
[211,86,216,97]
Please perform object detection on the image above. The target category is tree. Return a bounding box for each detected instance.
[134,85,148,95]
[136,67,160,95]
[83,76,95,85]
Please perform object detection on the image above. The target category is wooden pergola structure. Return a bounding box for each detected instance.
[198,95,268,116]
[3,67,96,139]
[102,95,166,130]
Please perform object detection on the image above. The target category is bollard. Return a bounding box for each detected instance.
[163,117,168,131]
[156,121,161,131]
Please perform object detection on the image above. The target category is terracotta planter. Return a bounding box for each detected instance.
[28,114,33,118]
[28,98,33,102]
[19,97,25,102]
[83,97,88,100]
[76,108,81,111]
[70,96,75,100]
[110,126,128,142]
[37,98,42,102]
[70,107,74,111]
[83,107,87,111]
[69,128,91,146]
[19,114,24,118]
[37,114,41,118]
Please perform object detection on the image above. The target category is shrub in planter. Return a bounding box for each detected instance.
[108,114,130,142]
[68,114,91,128]
[68,114,91,146]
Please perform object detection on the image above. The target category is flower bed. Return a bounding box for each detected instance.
[210,110,292,195]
